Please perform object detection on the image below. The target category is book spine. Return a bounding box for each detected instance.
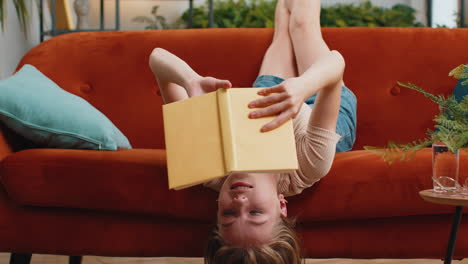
[217,88,237,173]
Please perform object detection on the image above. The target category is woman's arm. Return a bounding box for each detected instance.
[149,48,232,104]
[248,50,345,132]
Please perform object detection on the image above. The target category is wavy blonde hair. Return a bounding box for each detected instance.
[205,217,303,264]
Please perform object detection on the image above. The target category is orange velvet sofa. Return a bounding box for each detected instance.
[1,27,468,260]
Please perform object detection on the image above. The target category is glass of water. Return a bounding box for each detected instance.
[432,142,459,193]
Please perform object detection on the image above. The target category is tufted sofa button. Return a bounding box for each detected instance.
[80,84,93,93]
[390,85,400,96]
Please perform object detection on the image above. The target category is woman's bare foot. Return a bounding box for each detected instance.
[186,76,232,97]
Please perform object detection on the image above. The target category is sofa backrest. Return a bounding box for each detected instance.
[18,28,468,150]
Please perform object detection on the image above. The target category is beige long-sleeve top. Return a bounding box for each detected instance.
[204,103,341,197]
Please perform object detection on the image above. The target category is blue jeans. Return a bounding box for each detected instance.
[253,75,357,152]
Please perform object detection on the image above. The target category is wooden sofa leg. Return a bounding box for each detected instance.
[9,253,32,264]
[69,256,82,264]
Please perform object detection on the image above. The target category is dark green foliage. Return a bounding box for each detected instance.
[364,65,468,164]
[321,1,424,27]
[180,0,276,28]
[179,0,423,29]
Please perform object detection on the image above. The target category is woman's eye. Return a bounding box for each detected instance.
[222,210,235,216]
[250,210,263,215]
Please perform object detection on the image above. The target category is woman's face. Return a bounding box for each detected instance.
[217,172,287,246]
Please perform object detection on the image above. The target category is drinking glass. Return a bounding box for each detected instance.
[432,143,459,193]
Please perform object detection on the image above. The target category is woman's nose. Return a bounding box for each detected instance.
[233,195,247,204]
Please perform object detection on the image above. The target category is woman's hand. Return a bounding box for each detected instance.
[187,76,232,97]
[248,77,313,132]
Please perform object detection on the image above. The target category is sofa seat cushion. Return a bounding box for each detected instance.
[287,148,468,221]
[0,148,218,221]
[0,148,465,222]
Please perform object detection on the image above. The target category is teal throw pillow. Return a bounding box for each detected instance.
[0,64,132,150]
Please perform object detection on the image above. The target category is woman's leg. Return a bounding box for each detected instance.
[257,0,296,80]
[287,0,342,132]
[149,48,190,104]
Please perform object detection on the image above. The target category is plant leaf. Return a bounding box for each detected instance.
[13,0,29,34]
[364,137,432,164]
[132,16,155,24]
[449,64,468,79]
[397,81,447,106]
[0,0,4,31]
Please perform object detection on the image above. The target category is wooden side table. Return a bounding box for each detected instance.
[420,189,468,264]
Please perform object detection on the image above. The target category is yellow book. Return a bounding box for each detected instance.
[163,88,298,190]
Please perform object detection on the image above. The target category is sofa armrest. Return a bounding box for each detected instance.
[0,130,13,161]
[0,121,48,161]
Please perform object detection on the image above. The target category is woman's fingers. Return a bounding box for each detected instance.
[216,79,232,89]
[249,101,289,118]
[260,110,294,132]
[258,85,286,96]
[249,92,288,108]
[246,78,304,132]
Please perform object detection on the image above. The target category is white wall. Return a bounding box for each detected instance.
[0,0,40,79]
[432,0,458,27]
[465,1,468,26]
[87,0,192,30]
[0,0,192,80]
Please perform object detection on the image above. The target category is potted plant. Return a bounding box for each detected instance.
[132,5,171,30]
[365,64,467,192]
[365,64,467,162]
[0,0,30,32]
[179,0,423,29]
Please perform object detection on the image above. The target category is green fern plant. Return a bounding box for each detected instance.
[364,64,468,164]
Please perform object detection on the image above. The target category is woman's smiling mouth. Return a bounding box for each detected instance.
[230,182,254,190]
